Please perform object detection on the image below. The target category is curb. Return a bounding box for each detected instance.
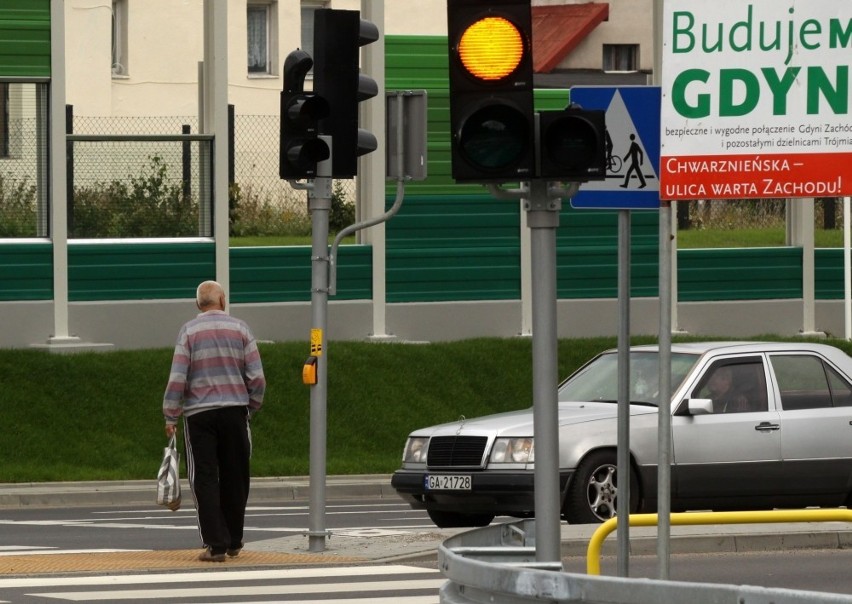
[0,475,396,509]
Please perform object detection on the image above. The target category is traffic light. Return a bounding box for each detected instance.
[538,108,607,180]
[313,9,379,179]
[447,0,535,182]
[279,49,330,179]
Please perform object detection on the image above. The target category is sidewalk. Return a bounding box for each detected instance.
[2,476,852,575]
[0,474,398,509]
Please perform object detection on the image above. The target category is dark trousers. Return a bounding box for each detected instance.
[184,406,251,554]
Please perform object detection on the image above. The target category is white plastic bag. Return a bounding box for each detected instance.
[156,435,182,511]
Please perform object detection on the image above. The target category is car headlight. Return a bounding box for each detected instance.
[490,437,534,464]
[402,436,429,463]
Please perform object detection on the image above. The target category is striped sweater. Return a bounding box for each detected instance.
[163,310,266,424]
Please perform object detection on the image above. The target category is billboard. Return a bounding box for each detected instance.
[660,0,852,199]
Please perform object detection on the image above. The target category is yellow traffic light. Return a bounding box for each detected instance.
[458,17,524,81]
[447,0,534,181]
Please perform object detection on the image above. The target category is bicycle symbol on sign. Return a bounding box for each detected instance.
[605,129,622,174]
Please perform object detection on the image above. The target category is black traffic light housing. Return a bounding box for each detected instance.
[279,49,330,179]
[313,9,379,179]
[447,0,535,182]
[538,108,607,180]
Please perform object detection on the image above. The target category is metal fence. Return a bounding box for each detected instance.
[67,133,213,238]
[0,93,841,240]
[72,112,357,239]
[0,107,357,240]
[678,198,843,231]
[439,519,852,604]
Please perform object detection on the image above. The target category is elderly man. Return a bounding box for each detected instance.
[163,280,266,562]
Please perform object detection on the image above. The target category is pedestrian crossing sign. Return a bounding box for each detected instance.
[568,86,661,210]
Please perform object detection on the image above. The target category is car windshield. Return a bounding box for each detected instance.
[558,351,699,406]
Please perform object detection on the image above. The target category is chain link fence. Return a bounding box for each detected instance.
[677,198,843,231]
[0,86,839,242]
[70,112,355,239]
[231,112,356,236]
[0,107,356,240]
[676,198,844,247]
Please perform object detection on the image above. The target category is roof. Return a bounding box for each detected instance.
[620,341,851,360]
[531,3,609,73]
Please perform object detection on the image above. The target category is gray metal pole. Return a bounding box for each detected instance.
[307,152,333,553]
[652,0,673,580]
[616,209,631,577]
[657,201,673,579]
[527,180,562,564]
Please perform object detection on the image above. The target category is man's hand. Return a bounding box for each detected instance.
[165,424,177,438]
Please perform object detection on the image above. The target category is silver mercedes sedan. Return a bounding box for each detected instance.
[391,342,852,527]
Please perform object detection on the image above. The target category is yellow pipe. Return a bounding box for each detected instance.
[586,508,852,575]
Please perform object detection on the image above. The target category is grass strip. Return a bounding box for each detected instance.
[2,335,850,482]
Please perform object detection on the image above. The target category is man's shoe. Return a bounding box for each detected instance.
[198,547,226,562]
[226,542,244,557]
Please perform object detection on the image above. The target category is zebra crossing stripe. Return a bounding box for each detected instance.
[0,564,437,588]
[34,577,446,601]
[197,598,438,604]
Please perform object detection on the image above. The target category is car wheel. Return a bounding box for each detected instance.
[564,450,639,524]
[427,509,495,528]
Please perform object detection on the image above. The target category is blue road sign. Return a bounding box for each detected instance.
[569,86,661,210]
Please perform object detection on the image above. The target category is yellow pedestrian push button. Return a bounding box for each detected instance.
[302,356,318,385]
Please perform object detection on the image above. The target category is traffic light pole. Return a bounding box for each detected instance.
[290,141,333,553]
[281,6,382,555]
[527,180,562,564]
[490,179,579,564]
[308,166,332,553]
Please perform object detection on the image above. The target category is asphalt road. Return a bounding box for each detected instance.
[4,499,852,599]
[564,548,852,595]
[0,499,437,553]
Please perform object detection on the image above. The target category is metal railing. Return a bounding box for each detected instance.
[439,518,852,604]
[587,509,852,575]
[66,133,214,238]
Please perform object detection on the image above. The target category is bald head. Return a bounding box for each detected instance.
[196,280,226,311]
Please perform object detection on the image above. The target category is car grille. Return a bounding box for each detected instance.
[427,436,488,468]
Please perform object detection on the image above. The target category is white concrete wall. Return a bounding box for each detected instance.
[5,298,846,350]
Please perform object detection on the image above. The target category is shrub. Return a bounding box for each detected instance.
[0,174,38,237]
[329,180,355,233]
[229,183,310,237]
[71,155,199,238]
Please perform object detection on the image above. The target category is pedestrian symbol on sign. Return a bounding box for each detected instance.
[619,133,647,189]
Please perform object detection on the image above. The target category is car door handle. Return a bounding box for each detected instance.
[755,421,780,432]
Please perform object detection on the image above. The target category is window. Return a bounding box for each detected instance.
[692,357,768,414]
[0,83,50,237]
[603,44,638,72]
[0,83,8,158]
[248,2,278,76]
[770,354,852,410]
[247,5,269,74]
[112,0,128,76]
[558,351,698,407]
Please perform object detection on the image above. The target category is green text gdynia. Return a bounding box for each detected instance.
[670,6,851,118]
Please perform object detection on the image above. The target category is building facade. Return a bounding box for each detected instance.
[64,0,653,119]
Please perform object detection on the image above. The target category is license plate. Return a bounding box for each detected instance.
[425,474,471,490]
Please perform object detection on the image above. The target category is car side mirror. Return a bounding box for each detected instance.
[686,398,714,415]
